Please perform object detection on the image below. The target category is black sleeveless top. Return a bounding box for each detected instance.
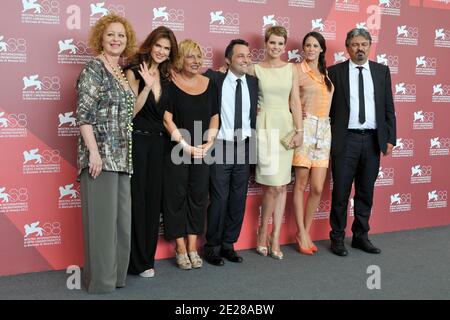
[130,67,169,133]
[165,80,219,146]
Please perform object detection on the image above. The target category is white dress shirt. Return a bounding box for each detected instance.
[216,71,252,141]
[348,60,376,129]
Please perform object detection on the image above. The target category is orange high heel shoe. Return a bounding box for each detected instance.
[296,235,314,255]
[268,235,284,260]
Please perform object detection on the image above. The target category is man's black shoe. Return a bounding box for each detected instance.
[351,238,381,254]
[220,249,243,263]
[204,253,225,266]
[330,240,348,257]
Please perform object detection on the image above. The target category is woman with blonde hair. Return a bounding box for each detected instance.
[251,26,303,260]
[163,39,219,270]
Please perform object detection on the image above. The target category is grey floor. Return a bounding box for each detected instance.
[1,225,449,300]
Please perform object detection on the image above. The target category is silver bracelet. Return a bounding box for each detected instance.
[179,139,189,148]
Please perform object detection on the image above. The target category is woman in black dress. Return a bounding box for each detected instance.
[125,26,178,278]
[163,39,219,270]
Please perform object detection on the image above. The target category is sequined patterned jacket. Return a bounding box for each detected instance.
[76,58,134,175]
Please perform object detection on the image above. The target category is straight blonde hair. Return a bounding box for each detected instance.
[174,39,203,71]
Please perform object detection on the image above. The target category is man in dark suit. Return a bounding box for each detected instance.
[203,39,258,266]
[328,28,396,256]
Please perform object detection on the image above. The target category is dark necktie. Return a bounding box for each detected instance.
[234,78,242,140]
[357,66,365,124]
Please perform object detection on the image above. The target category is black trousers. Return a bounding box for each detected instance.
[128,131,165,274]
[204,139,250,255]
[330,131,380,241]
[163,149,210,240]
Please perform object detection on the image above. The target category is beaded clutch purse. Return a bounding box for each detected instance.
[280,130,296,150]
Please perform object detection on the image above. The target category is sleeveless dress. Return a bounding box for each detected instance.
[293,60,334,168]
[255,63,294,186]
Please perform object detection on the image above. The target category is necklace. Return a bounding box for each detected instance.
[102,52,135,177]
[102,52,130,91]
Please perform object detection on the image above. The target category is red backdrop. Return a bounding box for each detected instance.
[1,0,449,276]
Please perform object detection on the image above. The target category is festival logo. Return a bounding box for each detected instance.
[22,74,60,101]
[429,137,450,156]
[90,2,125,26]
[0,34,27,63]
[355,22,380,43]
[0,186,29,213]
[247,174,263,196]
[152,6,185,32]
[209,10,240,35]
[410,165,432,184]
[415,56,437,76]
[432,84,450,103]
[427,190,447,209]
[287,49,302,63]
[333,51,348,64]
[57,39,92,65]
[21,0,60,25]
[262,14,290,36]
[389,193,412,213]
[57,112,79,137]
[378,0,401,16]
[348,197,354,216]
[375,166,394,187]
[250,48,266,63]
[314,200,330,220]
[434,27,450,48]
[90,2,109,17]
[412,110,434,130]
[158,212,164,236]
[376,53,399,74]
[289,0,316,9]
[391,138,414,158]
[311,18,336,40]
[394,82,416,103]
[396,25,419,46]
[23,221,62,248]
[258,206,286,225]
[335,0,360,13]
[58,183,81,209]
[22,148,61,174]
[0,111,27,138]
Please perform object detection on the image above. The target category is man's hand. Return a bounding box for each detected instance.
[384,143,394,156]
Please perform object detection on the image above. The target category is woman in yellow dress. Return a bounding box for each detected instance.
[249,26,303,259]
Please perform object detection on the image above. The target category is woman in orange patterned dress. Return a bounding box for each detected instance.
[292,32,334,255]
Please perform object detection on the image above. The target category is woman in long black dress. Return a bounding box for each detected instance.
[163,39,219,270]
[125,26,178,278]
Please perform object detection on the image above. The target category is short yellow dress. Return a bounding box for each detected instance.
[255,63,295,186]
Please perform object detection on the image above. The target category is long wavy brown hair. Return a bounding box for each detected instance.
[128,26,178,80]
[302,31,333,92]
